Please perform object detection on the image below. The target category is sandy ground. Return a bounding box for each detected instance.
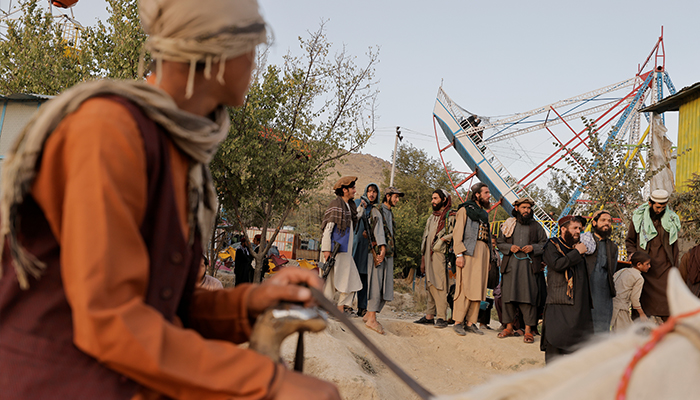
[276,281,545,400]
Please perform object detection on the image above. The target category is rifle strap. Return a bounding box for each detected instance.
[308,287,434,400]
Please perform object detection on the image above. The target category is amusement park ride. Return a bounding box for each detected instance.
[433,30,676,236]
[1,0,83,48]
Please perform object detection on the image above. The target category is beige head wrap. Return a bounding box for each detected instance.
[138,0,267,98]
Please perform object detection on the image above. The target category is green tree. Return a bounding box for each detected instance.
[549,118,678,242]
[0,0,86,94]
[80,0,147,80]
[212,24,378,282]
[670,174,700,243]
[0,0,146,95]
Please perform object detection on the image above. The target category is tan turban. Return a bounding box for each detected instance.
[139,0,268,98]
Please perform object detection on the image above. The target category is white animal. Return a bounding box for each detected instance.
[440,268,700,400]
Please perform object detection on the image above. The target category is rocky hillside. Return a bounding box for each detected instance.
[320,152,391,196]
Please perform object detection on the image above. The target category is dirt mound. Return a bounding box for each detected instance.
[279,306,545,399]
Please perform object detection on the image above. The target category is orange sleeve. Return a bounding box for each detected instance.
[32,97,285,400]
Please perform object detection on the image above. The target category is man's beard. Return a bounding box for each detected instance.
[476,196,490,209]
[593,225,611,239]
[650,207,666,221]
[514,210,533,225]
[563,230,579,247]
[432,201,444,212]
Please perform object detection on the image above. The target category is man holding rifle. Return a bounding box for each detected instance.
[321,177,363,315]
[352,183,386,318]
[356,184,387,333]
[415,189,455,328]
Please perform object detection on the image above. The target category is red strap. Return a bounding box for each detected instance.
[616,307,700,400]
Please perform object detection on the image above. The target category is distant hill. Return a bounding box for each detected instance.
[320,152,391,196]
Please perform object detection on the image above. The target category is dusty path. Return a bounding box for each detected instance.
[279,292,545,399]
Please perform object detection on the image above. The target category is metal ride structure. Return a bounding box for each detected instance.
[1,0,83,50]
[433,30,676,236]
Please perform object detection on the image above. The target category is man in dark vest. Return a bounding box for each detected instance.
[0,1,339,399]
[581,210,620,333]
[541,216,593,363]
[496,198,547,344]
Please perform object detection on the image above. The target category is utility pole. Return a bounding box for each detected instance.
[389,126,403,187]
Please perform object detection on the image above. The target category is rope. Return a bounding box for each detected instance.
[616,306,700,400]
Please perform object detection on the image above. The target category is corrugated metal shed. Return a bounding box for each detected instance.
[640,82,700,192]
[0,94,52,180]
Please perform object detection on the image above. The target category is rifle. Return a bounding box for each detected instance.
[361,209,381,267]
[321,242,342,280]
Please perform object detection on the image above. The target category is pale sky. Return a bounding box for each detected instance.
[55,1,700,191]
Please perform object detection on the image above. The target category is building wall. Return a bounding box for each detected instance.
[676,95,700,191]
[0,100,43,178]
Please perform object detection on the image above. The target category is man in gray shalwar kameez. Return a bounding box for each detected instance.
[496,198,547,344]
[364,187,403,334]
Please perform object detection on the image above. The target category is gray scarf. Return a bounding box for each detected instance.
[0,79,229,289]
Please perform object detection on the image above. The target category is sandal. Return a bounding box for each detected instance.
[523,332,535,344]
[365,321,384,335]
[497,328,514,338]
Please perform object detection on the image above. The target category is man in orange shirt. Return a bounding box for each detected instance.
[0,0,339,399]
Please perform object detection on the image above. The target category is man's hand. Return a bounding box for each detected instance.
[247,267,323,319]
[323,251,331,260]
[510,245,521,253]
[377,246,386,264]
[275,371,341,400]
[456,255,465,269]
[521,245,533,254]
[574,243,587,254]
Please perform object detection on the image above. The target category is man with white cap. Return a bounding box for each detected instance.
[0,0,339,399]
[625,189,681,321]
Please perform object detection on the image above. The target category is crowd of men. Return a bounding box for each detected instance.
[321,178,688,364]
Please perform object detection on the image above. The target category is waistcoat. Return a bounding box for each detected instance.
[0,96,202,399]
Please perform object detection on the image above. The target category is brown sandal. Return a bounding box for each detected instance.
[523,332,535,343]
[497,328,514,338]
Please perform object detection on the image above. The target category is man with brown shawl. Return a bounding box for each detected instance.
[415,189,455,329]
[452,182,492,336]
[625,189,681,321]
[541,216,593,363]
[321,176,363,314]
[496,198,547,344]
[0,1,339,399]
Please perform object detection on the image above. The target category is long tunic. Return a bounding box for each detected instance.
[8,98,284,400]
[321,201,363,294]
[590,241,613,333]
[453,208,490,301]
[625,218,679,317]
[543,241,594,351]
[611,267,644,331]
[497,222,546,304]
[421,212,454,291]
[367,204,394,307]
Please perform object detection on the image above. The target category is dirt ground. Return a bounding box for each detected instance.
[277,278,545,400]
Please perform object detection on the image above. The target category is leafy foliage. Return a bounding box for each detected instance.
[212,24,378,282]
[670,174,700,243]
[0,0,86,94]
[549,118,658,235]
[79,0,148,80]
[0,0,147,95]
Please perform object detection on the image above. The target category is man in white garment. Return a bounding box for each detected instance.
[321,176,363,314]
